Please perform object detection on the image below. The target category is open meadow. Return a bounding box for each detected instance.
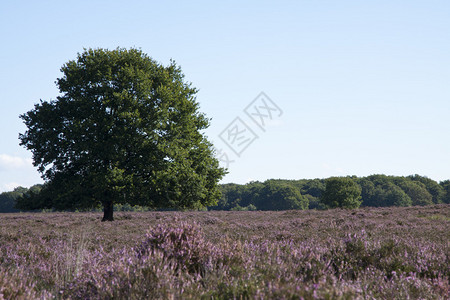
[0,205,449,299]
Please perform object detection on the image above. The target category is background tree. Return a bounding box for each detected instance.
[358,177,376,206]
[440,180,450,204]
[321,177,362,209]
[299,179,325,199]
[19,48,226,221]
[213,183,244,210]
[0,187,27,212]
[255,181,308,210]
[407,174,444,204]
[363,183,412,207]
[0,185,42,212]
[358,176,412,207]
[394,179,433,206]
[298,179,325,209]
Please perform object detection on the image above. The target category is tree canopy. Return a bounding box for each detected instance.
[441,180,450,204]
[320,177,362,209]
[19,48,226,220]
[255,181,309,210]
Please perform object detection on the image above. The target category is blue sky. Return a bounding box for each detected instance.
[1,0,449,192]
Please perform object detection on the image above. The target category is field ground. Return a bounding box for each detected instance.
[0,205,449,299]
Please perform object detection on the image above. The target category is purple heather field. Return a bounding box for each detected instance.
[0,205,449,299]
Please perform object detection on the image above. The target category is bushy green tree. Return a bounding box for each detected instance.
[300,179,325,198]
[395,180,433,206]
[14,185,45,211]
[294,179,324,209]
[358,176,412,207]
[365,183,411,207]
[256,181,308,210]
[439,180,450,204]
[214,183,244,210]
[408,175,444,204]
[19,48,226,221]
[0,187,26,212]
[211,181,264,210]
[321,177,362,209]
[358,177,376,205]
[0,185,43,212]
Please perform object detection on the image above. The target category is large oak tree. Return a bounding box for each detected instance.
[19,48,226,221]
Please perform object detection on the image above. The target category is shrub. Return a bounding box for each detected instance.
[137,221,214,275]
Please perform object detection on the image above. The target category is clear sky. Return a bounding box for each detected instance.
[1,0,449,192]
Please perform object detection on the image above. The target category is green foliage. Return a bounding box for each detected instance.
[359,175,442,207]
[0,187,27,212]
[10,175,446,213]
[212,182,262,210]
[0,185,43,212]
[298,178,325,198]
[383,184,412,207]
[408,174,444,204]
[212,175,444,211]
[215,184,243,210]
[395,180,433,206]
[256,181,308,210]
[19,48,226,219]
[321,177,362,209]
[212,180,308,211]
[360,179,412,207]
[439,180,450,204]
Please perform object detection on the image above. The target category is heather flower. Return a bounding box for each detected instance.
[0,205,447,298]
[137,221,216,275]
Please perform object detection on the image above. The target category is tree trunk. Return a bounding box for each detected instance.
[102,200,114,221]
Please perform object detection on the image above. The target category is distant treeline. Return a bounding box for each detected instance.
[0,185,150,213]
[211,174,450,211]
[1,174,449,213]
[0,185,42,213]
